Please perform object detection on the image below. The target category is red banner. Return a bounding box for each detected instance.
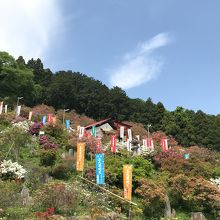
[146,138,154,149]
[96,138,101,152]
[161,138,168,152]
[111,135,116,153]
[47,114,53,123]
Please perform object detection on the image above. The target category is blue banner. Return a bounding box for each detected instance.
[65,119,70,129]
[42,116,47,125]
[184,153,190,159]
[96,154,105,185]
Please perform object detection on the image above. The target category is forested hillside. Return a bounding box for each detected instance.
[0,51,220,151]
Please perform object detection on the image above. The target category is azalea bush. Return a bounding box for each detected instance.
[39,135,58,150]
[210,177,220,189]
[29,121,43,135]
[33,181,79,214]
[0,160,26,180]
[135,178,167,219]
[170,174,220,217]
[12,120,32,132]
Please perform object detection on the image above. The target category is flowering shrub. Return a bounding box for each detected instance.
[33,181,79,213]
[135,178,167,218]
[29,122,43,135]
[34,207,55,219]
[170,174,220,215]
[0,160,26,180]
[12,120,32,132]
[153,148,182,165]
[39,135,58,150]
[210,177,220,189]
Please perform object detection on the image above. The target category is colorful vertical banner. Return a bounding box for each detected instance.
[161,138,168,152]
[127,129,132,140]
[79,127,85,138]
[120,126,124,140]
[127,140,132,152]
[47,114,53,123]
[0,102,3,114]
[4,105,7,113]
[96,138,101,152]
[123,165,132,201]
[42,116,47,125]
[65,119,70,129]
[52,116,56,124]
[184,153,190,159]
[146,138,154,149]
[92,126,96,137]
[16,105,21,117]
[76,142,85,171]
[96,154,105,185]
[111,135,116,153]
[28,111,32,121]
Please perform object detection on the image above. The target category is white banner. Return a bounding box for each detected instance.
[127,140,132,152]
[127,129,132,140]
[0,102,3,114]
[79,126,85,138]
[120,126,124,139]
[16,105,21,117]
[4,105,7,113]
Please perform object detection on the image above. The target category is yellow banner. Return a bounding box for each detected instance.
[76,142,85,171]
[123,165,132,201]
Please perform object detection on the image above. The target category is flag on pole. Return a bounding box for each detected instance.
[111,135,116,153]
[96,154,105,185]
[0,102,3,114]
[52,116,56,124]
[16,105,21,117]
[47,114,53,123]
[76,142,85,171]
[92,126,96,137]
[28,111,32,121]
[146,138,154,149]
[65,119,70,129]
[123,165,132,201]
[127,129,132,140]
[4,105,7,113]
[127,139,132,152]
[120,126,124,140]
[42,116,47,125]
[96,138,101,152]
[79,127,85,138]
[161,138,168,152]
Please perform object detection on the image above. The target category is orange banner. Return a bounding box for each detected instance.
[123,165,132,201]
[76,142,85,171]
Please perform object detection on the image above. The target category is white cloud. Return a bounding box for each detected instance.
[0,0,63,60]
[109,33,171,89]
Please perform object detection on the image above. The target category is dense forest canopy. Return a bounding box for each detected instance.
[0,51,220,151]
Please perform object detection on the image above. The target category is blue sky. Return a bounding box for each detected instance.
[0,0,220,115]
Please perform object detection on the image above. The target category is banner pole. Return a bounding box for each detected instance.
[79,176,137,206]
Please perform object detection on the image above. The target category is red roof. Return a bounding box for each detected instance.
[84,118,132,130]
[84,118,111,129]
